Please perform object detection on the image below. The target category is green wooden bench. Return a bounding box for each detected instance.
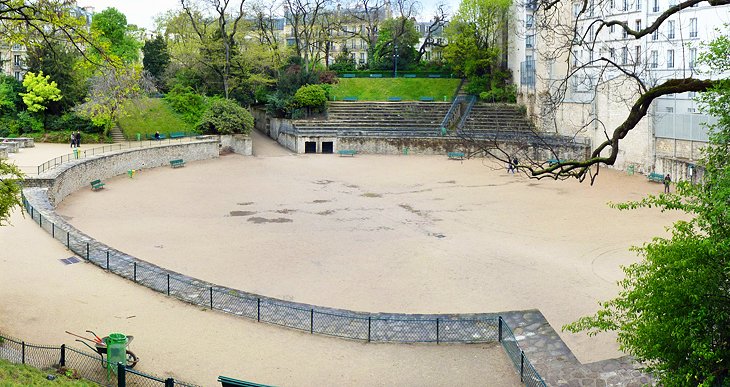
[404,74,417,78]
[547,158,562,165]
[369,73,383,78]
[387,96,402,102]
[448,152,465,160]
[428,74,442,78]
[419,96,435,102]
[338,149,356,157]
[170,159,186,168]
[170,132,186,139]
[90,179,105,191]
[218,375,275,387]
[647,172,664,183]
[342,73,356,78]
[342,96,358,102]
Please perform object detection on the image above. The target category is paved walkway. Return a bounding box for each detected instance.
[502,311,653,386]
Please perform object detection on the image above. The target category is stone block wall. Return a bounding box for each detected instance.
[0,146,7,159]
[33,140,219,205]
[220,134,252,155]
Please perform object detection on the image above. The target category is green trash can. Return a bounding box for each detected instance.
[136,133,141,141]
[627,165,635,176]
[73,148,79,159]
[403,147,409,155]
[105,333,127,375]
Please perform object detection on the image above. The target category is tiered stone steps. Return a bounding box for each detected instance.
[461,104,535,132]
[110,126,126,143]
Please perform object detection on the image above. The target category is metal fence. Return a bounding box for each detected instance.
[21,192,546,385]
[17,135,204,176]
[0,332,198,387]
[499,320,547,386]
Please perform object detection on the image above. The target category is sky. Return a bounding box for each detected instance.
[80,0,460,31]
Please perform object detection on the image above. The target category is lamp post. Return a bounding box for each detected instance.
[393,44,400,78]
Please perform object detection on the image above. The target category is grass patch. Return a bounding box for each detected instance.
[330,78,460,101]
[117,97,195,140]
[0,359,96,386]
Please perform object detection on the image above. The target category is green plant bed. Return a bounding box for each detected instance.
[0,359,96,386]
[117,97,195,139]
[330,78,460,101]
[26,131,111,144]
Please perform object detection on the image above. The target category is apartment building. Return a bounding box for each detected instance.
[509,0,729,180]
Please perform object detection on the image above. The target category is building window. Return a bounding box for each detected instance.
[690,18,697,37]
[635,45,641,64]
[622,0,628,11]
[668,20,675,39]
[666,107,674,113]
[688,107,696,113]
[610,0,615,8]
[609,47,615,59]
[636,0,641,10]
[689,48,697,69]
[589,0,595,15]
[13,55,20,66]
[650,50,658,68]
[573,50,579,66]
[667,49,674,68]
[622,25,628,39]
[14,71,20,81]
[526,14,534,28]
[589,49,594,62]
[425,51,431,60]
[635,19,641,31]
[360,52,366,63]
[526,34,535,48]
[610,24,615,33]
[573,3,581,17]
[652,0,659,11]
[652,29,659,40]
[622,47,628,64]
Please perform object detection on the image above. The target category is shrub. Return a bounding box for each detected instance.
[164,84,206,125]
[14,111,43,134]
[197,98,253,135]
[47,112,104,133]
[294,84,327,111]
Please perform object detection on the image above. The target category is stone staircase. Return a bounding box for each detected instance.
[461,104,535,132]
[292,102,451,136]
[109,126,126,143]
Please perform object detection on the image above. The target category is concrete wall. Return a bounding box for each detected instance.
[220,134,252,156]
[0,146,7,159]
[26,140,219,205]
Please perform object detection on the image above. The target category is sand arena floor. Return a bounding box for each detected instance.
[49,134,685,366]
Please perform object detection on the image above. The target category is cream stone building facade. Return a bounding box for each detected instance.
[508,0,729,181]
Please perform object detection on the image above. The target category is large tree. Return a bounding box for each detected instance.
[564,35,730,386]
[90,7,142,64]
[142,35,171,90]
[370,16,420,71]
[26,42,87,114]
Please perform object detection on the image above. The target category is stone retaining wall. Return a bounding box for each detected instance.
[0,146,7,159]
[219,134,252,155]
[26,140,219,205]
[1,141,19,153]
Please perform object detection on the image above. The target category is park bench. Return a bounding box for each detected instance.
[90,179,105,191]
[387,96,402,102]
[170,132,186,139]
[342,73,356,78]
[342,96,358,102]
[448,152,465,160]
[428,74,442,78]
[369,73,383,78]
[419,96,435,102]
[547,158,562,165]
[647,172,664,183]
[218,376,274,387]
[404,74,417,78]
[147,133,167,140]
[170,159,186,168]
[338,149,356,157]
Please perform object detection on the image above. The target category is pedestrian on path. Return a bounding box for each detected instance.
[664,174,671,193]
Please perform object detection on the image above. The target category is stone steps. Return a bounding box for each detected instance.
[110,126,126,143]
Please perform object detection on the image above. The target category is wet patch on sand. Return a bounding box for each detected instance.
[230,211,256,217]
[439,180,457,184]
[247,217,293,224]
[399,204,426,217]
[276,209,296,214]
[345,184,360,189]
[312,199,330,204]
[317,210,335,216]
[362,192,382,198]
[314,180,334,185]
[237,202,254,206]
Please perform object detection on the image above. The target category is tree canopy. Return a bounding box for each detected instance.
[90,7,142,64]
[20,71,62,113]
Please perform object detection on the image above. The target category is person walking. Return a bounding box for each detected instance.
[74,131,81,148]
[70,132,76,148]
[663,173,671,193]
[512,156,519,173]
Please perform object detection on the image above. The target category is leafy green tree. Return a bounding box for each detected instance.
[0,76,22,116]
[443,0,511,78]
[142,35,171,90]
[371,17,420,71]
[564,35,730,386]
[329,48,357,72]
[164,84,206,124]
[26,42,87,114]
[197,98,253,135]
[0,161,23,226]
[90,7,142,64]
[20,71,62,114]
[294,84,327,115]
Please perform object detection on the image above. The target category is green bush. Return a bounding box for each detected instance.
[164,84,206,125]
[479,84,517,103]
[47,112,104,133]
[14,111,43,134]
[197,98,253,135]
[294,84,327,110]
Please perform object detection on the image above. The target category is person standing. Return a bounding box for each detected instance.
[512,157,519,173]
[70,132,76,148]
[75,131,81,148]
[664,173,671,193]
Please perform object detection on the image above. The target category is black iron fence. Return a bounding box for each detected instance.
[21,191,546,385]
[0,332,198,387]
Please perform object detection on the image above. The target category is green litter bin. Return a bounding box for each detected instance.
[73,148,79,159]
[627,165,635,175]
[105,333,127,374]
[136,133,141,141]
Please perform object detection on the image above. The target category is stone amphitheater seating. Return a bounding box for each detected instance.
[462,104,535,132]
